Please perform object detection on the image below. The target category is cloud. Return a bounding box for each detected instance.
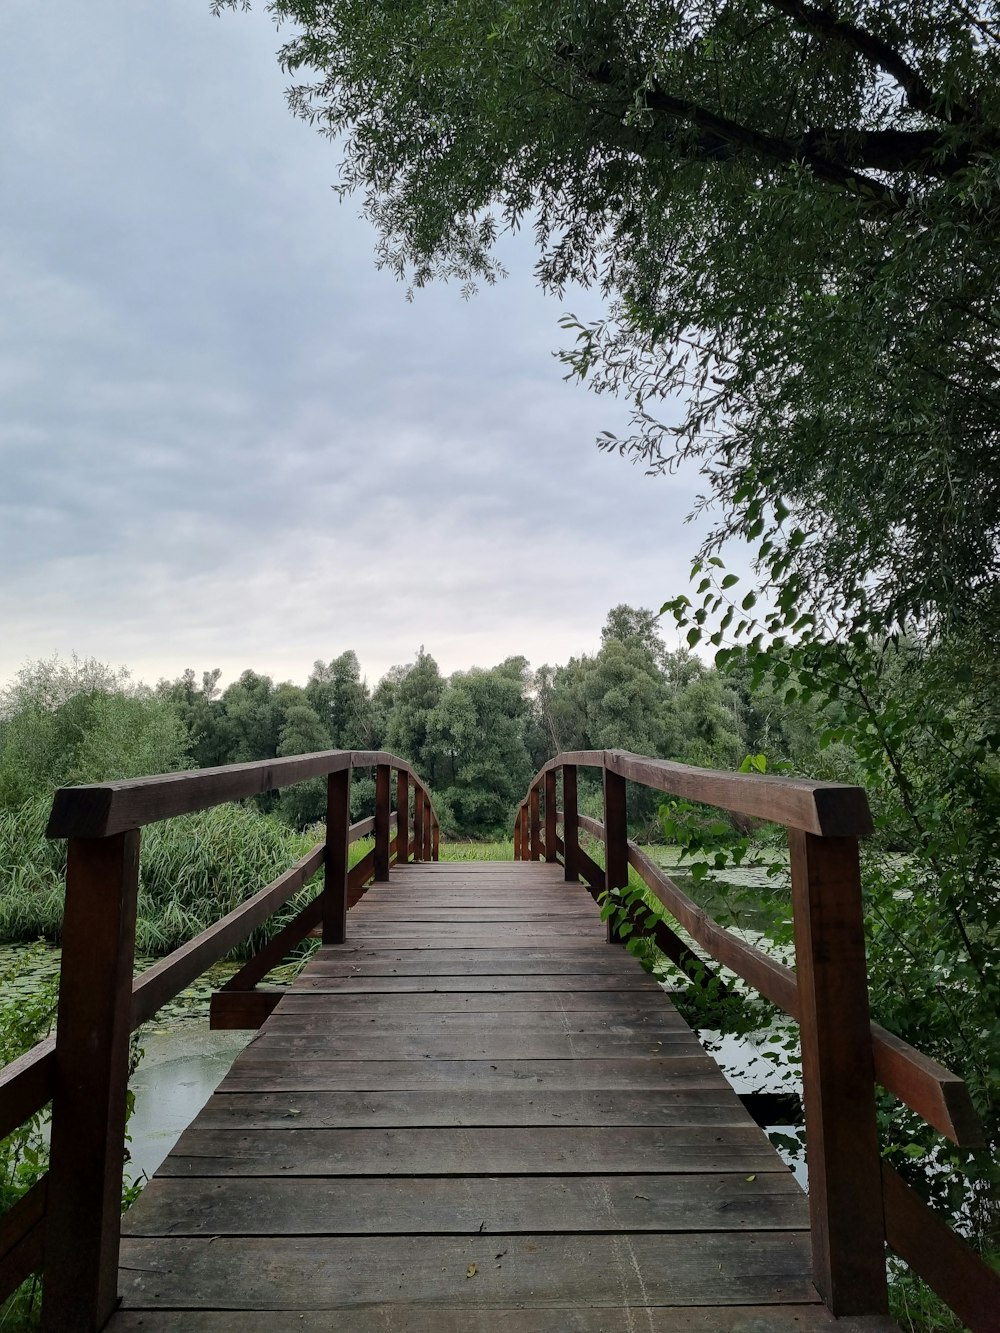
[0,0,730,692]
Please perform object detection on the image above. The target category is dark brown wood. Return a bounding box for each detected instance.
[0,1175,46,1301]
[602,767,628,944]
[374,764,391,882]
[396,769,409,865]
[210,989,284,1030]
[562,764,579,882]
[528,751,871,836]
[46,749,426,839]
[413,786,425,863]
[218,896,323,998]
[882,1161,1000,1333]
[870,1022,984,1148]
[513,807,523,860]
[529,784,540,861]
[788,830,887,1316]
[0,1036,55,1141]
[122,1171,805,1237]
[575,844,606,896]
[627,844,799,1014]
[544,769,557,864]
[115,1232,819,1311]
[42,830,140,1332]
[422,795,433,861]
[432,819,439,861]
[131,842,324,1028]
[110,1310,896,1332]
[323,766,351,945]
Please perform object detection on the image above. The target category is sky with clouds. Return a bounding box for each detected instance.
[1,1,731,692]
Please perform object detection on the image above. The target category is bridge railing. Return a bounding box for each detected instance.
[515,749,997,1332]
[0,750,437,1332]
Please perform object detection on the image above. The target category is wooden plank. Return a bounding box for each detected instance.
[291,974,665,993]
[110,1310,898,1332]
[245,1030,701,1060]
[789,830,886,1316]
[882,1162,1000,1333]
[160,1124,778,1178]
[123,1171,806,1237]
[870,1022,984,1148]
[0,1036,55,1141]
[263,1009,689,1034]
[215,895,323,998]
[219,1056,727,1093]
[300,953,654,975]
[529,784,541,861]
[275,991,673,1013]
[191,1088,755,1130]
[323,766,351,945]
[209,989,283,1030]
[42,830,140,1332]
[116,1232,820,1310]
[0,1175,45,1301]
[396,769,409,865]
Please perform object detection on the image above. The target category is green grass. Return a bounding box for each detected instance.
[437,840,514,861]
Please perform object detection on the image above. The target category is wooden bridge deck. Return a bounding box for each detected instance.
[111,861,897,1331]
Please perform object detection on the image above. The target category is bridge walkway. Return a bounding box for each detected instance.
[110,860,896,1331]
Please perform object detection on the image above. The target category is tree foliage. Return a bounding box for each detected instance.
[218,0,1000,633]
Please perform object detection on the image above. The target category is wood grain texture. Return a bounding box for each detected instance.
[110,859,859,1328]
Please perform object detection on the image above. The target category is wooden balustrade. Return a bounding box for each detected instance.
[514,749,998,1330]
[0,750,438,1331]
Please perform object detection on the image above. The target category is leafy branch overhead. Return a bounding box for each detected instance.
[218,0,1000,633]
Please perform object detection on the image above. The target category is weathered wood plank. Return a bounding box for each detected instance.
[275,991,673,1014]
[219,1056,727,1093]
[159,1123,779,1177]
[262,1010,690,1035]
[117,1232,820,1309]
[246,1024,700,1059]
[110,1310,897,1332]
[191,1088,754,1130]
[122,1172,806,1237]
[301,950,655,974]
[290,973,670,993]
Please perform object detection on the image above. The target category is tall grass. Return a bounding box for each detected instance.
[0,797,376,960]
[437,840,514,861]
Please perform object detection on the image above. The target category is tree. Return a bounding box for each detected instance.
[386,649,446,778]
[305,652,373,748]
[226,0,1000,634]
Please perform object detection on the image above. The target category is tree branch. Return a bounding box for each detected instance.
[765,0,942,118]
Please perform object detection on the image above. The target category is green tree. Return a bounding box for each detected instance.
[224,0,1000,633]
[385,649,446,778]
[305,652,373,748]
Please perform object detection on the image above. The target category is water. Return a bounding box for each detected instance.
[127,1024,252,1184]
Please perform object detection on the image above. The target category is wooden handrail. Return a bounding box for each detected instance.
[46,749,436,838]
[0,750,438,1328]
[516,750,998,1329]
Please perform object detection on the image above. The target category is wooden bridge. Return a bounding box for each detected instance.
[0,751,997,1330]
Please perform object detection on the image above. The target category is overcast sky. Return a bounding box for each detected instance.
[1,1,732,692]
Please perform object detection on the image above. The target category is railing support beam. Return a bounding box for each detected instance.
[529,784,541,861]
[413,786,425,863]
[374,763,391,882]
[396,769,409,865]
[562,764,579,883]
[602,768,628,944]
[789,829,887,1316]
[544,769,558,864]
[323,765,351,944]
[42,831,140,1332]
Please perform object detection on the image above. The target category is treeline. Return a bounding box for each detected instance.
[149,604,832,838]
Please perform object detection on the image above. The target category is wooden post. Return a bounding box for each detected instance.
[374,763,391,882]
[42,831,140,1331]
[413,786,425,862]
[423,805,433,861]
[602,767,628,944]
[529,783,541,861]
[396,769,409,864]
[563,764,579,883]
[544,768,558,864]
[513,807,523,860]
[323,764,351,944]
[432,818,440,861]
[789,829,888,1315]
